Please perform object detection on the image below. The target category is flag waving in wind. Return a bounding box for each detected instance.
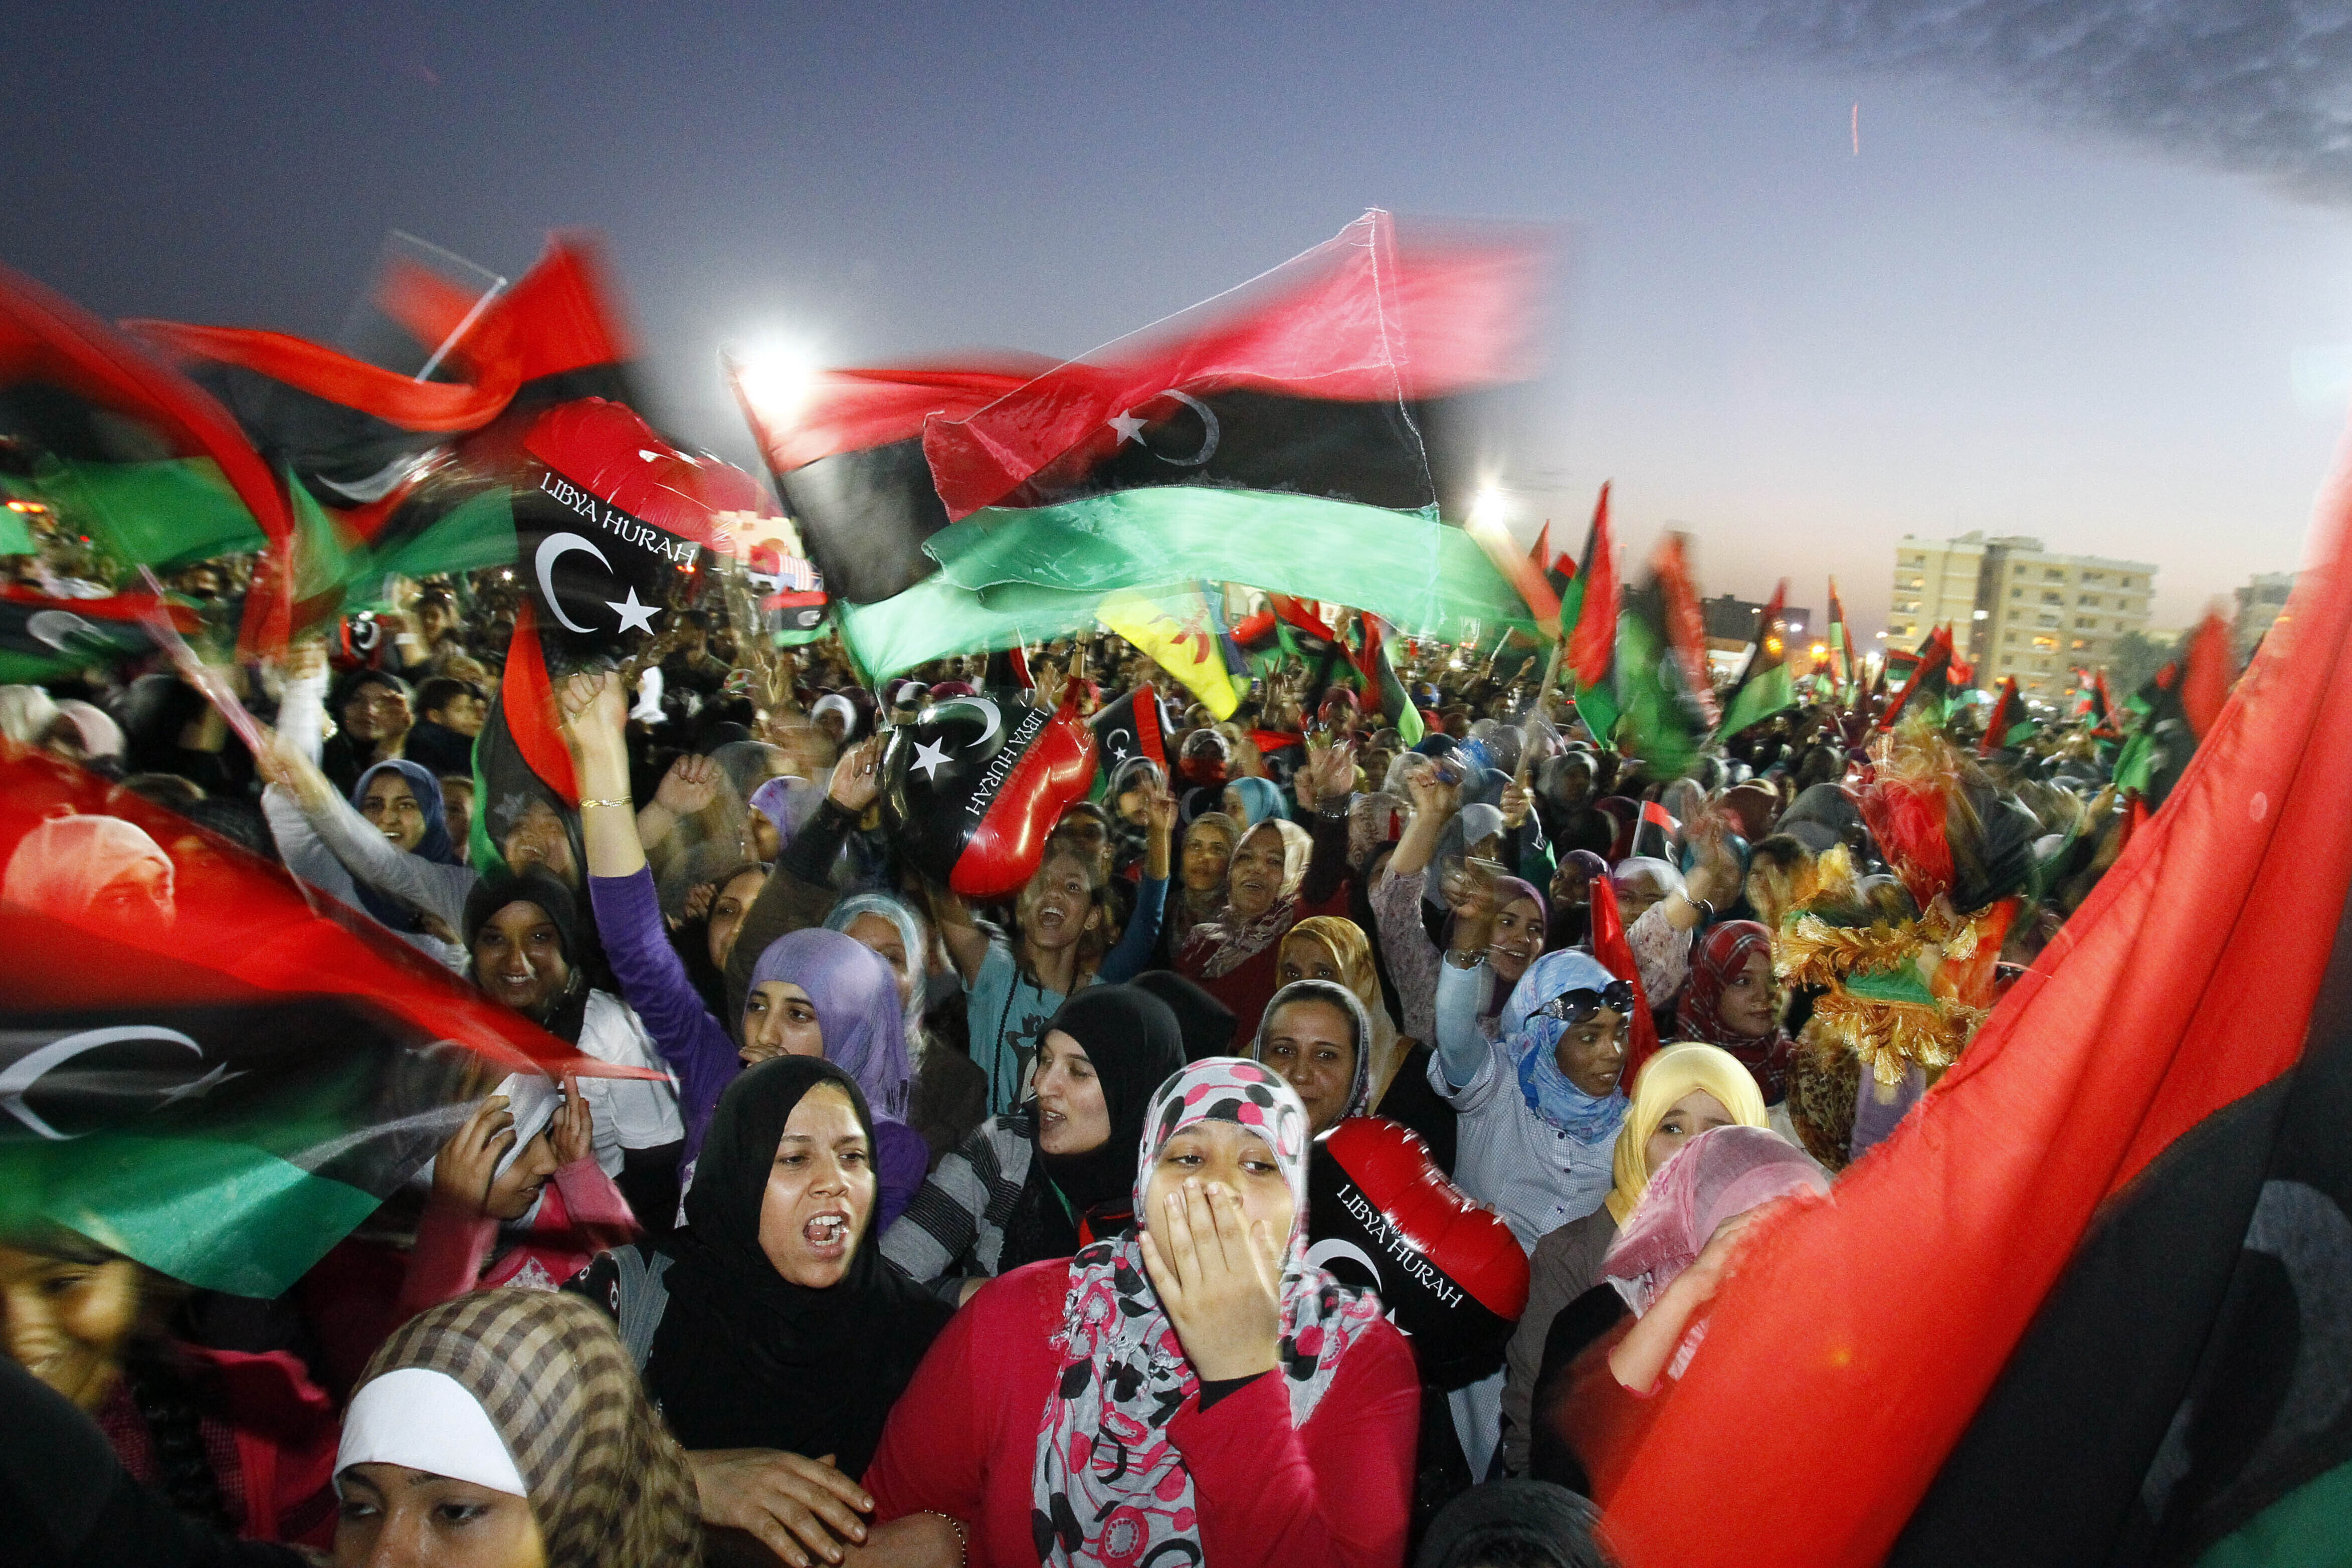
[1716,578,1796,739]
[1562,481,1620,746]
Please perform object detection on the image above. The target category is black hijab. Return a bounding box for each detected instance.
[643,1057,951,1471]
[1000,985,1185,1270]
[463,868,590,1044]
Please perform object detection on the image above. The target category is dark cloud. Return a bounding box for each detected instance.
[1657,2,2352,205]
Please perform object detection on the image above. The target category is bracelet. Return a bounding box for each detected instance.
[1678,890,1715,923]
[1443,948,1486,970]
[577,797,633,811]
[923,1511,968,1565]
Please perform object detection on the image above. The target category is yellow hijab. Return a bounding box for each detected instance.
[1603,1043,1772,1223]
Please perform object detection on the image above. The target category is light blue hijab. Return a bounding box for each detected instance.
[1503,948,1632,1144]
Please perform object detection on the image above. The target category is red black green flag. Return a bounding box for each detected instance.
[1585,449,2352,1567]
[2112,613,2237,808]
[0,753,633,1298]
[1611,534,1717,777]
[1977,675,2037,757]
[1561,481,1620,746]
[0,262,296,650]
[1716,578,1797,739]
[1878,625,1970,730]
[0,586,196,684]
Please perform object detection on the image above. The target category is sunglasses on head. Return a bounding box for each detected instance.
[1533,979,1634,1023]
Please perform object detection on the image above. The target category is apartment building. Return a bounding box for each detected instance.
[1890,532,2155,702]
[2233,571,2295,657]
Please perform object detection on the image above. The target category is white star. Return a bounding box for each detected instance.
[607,586,660,635]
[912,738,952,781]
[158,1061,245,1108]
[1107,409,1147,446]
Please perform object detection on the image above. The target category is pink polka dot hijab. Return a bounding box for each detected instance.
[1030,1057,1384,1565]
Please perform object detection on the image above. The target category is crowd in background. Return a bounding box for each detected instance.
[0,539,2145,1568]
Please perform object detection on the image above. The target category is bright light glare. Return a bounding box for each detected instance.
[734,342,821,427]
[1466,484,1508,533]
[1785,620,1805,634]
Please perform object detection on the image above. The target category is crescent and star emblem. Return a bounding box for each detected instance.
[1106,389,1221,467]
[26,610,100,653]
[938,696,1003,746]
[533,532,664,636]
[0,1025,242,1141]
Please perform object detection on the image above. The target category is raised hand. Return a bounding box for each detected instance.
[828,733,888,814]
[655,752,721,816]
[547,1076,594,1168]
[1404,760,1460,824]
[1137,1178,1283,1384]
[1498,778,1534,831]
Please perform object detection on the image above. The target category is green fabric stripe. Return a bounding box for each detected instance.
[355,490,520,599]
[925,489,1532,644]
[0,1134,383,1297]
[29,457,269,568]
[2194,1457,2352,1568]
[1718,662,1797,738]
[1613,607,1701,777]
[834,574,1108,677]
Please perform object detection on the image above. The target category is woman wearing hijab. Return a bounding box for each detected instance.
[569,1058,956,1566]
[828,890,989,1164]
[1176,741,1359,1051]
[333,1290,700,1568]
[866,1057,1420,1568]
[1499,1044,1767,1475]
[1678,920,1796,1106]
[1529,1125,1829,1500]
[565,679,923,1224]
[395,1074,641,1319]
[1222,774,1289,829]
[1160,809,1238,963]
[0,813,176,934]
[1545,848,1608,951]
[461,871,685,1217]
[882,986,1186,1301]
[1274,916,1405,1108]
[1252,976,1375,1139]
[1374,769,1550,1042]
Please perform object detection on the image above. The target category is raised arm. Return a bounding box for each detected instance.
[1292,740,1357,909]
[1097,781,1176,983]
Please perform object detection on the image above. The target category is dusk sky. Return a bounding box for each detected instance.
[10,2,2349,635]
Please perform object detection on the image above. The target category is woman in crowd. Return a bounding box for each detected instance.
[1176,741,1358,1049]
[461,868,685,1221]
[1161,809,1239,962]
[865,1057,1420,1567]
[396,1075,640,1315]
[1677,920,1797,1109]
[1,812,177,934]
[569,1058,957,1567]
[259,746,470,954]
[1499,1043,1767,1475]
[826,890,989,1164]
[936,788,1173,1116]
[1530,1124,1829,1500]
[0,1224,339,1547]
[1223,773,1289,829]
[1252,976,1376,1138]
[317,668,411,794]
[333,1290,701,1568]
[882,985,1185,1300]
[1376,767,1548,1045]
[564,675,925,1223]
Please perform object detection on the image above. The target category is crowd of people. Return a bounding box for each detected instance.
[0,536,2155,1568]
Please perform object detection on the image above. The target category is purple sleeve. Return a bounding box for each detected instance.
[875,1118,929,1233]
[587,869,738,1160]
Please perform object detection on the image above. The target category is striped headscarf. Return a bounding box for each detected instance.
[348,1290,699,1568]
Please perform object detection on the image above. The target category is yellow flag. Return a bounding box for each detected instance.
[1097,586,1242,720]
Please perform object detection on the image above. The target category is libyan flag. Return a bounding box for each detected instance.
[2113,613,2237,809]
[735,212,1548,676]
[1559,481,1621,746]
[0,755,638,1298]
[1585,464,2352,1564]
[1715,577,1797,740]
[1977,675,2039,756]
[0,586,197,684]
[1609,533,1718,778]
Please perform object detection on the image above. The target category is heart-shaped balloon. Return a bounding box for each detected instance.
[1306,1116,1530,1391]
[882,693,1098,899]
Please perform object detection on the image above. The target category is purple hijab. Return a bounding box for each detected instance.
[745,927,911,1120]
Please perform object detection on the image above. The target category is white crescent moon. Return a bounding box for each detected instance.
[26,611,97,652]
[0,1025,203,1141]
[533,532,614,635]
[1155,389,1220,467]
[1304,1236,1383,1290]
[939,696,1003,749]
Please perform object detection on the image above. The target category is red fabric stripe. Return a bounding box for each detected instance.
[486,236,635,386]
[1597,424,2352,1564]
[1652,533,1719,727]
[1586,874,1661,1083]
[2181,611,2233,740]
[1569,482,1617,689]
[731,358,1053,473]
[499,603,579,806]
[122,319,520,433]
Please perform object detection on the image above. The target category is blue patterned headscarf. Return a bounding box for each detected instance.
[1503,948,1631,1144]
